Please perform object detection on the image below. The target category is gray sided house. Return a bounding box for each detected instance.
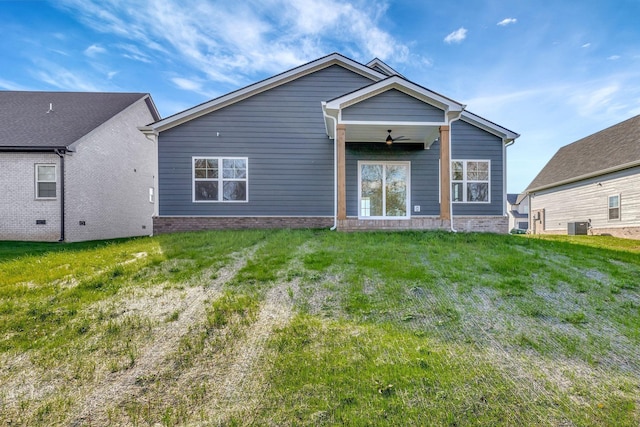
[0,91,160,242]
[526,114,640,239]
[142,53,518,234]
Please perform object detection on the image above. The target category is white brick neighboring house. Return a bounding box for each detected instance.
[0,92,160,242]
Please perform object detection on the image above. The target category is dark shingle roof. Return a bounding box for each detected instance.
[0,91,151,149]
[526,114,640,192]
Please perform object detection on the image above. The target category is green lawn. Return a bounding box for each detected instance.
[0,231,639,426]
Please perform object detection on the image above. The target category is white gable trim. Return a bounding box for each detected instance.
[324,76,465,115]
[151,53,387,132]
[365,58,402,77]
[460,111,520,142]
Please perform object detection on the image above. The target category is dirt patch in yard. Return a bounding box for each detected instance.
[65,245,259,426]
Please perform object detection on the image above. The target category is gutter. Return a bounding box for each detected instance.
[527,159,640,193]
[0,146,68,152]
[54,149,67,242]
[321,103,339,231]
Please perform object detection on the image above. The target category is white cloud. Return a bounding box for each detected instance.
[568,83,620,117]
[55,0,414,84]
[497,18,517,26]
[608,55,621,60]
[171,77,202,92]
[84,44,106,57]
[30,60,104,91]
[116,44,152,63]
[582,43,591,48]
[0,78,30,91]
[444,28,467,44]
[107,71,118,80]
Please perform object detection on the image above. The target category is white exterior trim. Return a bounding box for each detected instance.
[460,111,519,142]
[192,156,249,203]
[34,163,57,200]
[451,159,491,204]
[152,53,387,133]
[357,160,411,220]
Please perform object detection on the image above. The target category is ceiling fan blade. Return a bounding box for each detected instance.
[393,136,408,141]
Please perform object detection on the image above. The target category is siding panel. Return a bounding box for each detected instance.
[342,89,445,122]
[451,119,504,216]
[158,65,374,216]
[530,166,640,232]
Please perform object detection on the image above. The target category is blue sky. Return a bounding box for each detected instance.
[2,0,640,192]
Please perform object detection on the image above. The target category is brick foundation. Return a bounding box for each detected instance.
[538,226,640,240]
[154,215,509,235]
[338,216,509,233]
[154,216,334,234]
[591,226,640,240]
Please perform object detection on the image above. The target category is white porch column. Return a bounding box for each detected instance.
[439,125,451,220]
[337,124,346,220]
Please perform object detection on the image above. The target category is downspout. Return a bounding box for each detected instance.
[448,114,463,233]
[503,139,515,218]
[322,104,339,230]
[54,149,66,242]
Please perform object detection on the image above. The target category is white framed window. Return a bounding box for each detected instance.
[608,194,620,220]
[35,164,56,199]
[358,161,410,219]
[193,157,248,202]
[452,160,490,203]
[149,187,155,203]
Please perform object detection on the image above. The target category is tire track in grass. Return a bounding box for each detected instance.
[208,281,297,424]
[203,242,317,424]
[69,244,261,426]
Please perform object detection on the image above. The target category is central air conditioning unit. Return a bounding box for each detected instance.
[567,222,588,235]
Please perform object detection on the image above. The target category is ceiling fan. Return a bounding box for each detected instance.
[385,129,408,145]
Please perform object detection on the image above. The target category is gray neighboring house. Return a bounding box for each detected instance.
[525,114,640,239]
[141,53,519,234]
[0,91,160,242]
[507,193,529,231]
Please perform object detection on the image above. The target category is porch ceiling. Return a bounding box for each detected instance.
[344,123,441,147]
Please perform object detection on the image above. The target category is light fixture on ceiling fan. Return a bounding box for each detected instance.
[386,129,407,145]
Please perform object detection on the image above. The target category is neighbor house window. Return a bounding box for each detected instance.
[358,161,410,219]
[452,160,490,203]
[608,194,620,220]
[193,157,247,202]
[35,164,56,199]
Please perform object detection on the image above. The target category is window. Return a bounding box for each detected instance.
[608,194,620,220]
[35,164,56,199]
[358,161,410,219]
[193,157,247,202]
[452,160,490,203]
[149,187,154,203]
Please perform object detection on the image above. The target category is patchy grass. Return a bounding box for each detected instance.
[0,230,639,426]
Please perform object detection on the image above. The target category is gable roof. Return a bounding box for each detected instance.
[0,91,158,151]
[150,52,388,133]
[365,58,403,77]
[526,114,640,192]
[459,110,519,142]
[324,74,465,116]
